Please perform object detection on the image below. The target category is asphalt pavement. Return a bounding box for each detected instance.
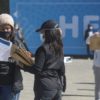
[20,58,95,100]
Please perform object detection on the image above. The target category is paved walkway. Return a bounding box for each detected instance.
[20,58,95,100]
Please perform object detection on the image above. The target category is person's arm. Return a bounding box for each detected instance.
[22,47,46,74]
[58,61,66,92]
[58,61,65,76]
[84,30,88,40]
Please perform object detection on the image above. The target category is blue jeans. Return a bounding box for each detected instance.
[12,93,20,100]
[0,85,20,100]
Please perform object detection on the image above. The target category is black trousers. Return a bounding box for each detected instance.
[86,44,94,59]
[34,88,62,100]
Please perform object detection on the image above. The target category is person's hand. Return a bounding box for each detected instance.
[25,51,32,58]
[94,32,100,36]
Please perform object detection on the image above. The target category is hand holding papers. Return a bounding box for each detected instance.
[0,37,34,66]
[10,44,34,67]
[90,32,100,50]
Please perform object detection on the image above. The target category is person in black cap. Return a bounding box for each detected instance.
[22,19,66,100]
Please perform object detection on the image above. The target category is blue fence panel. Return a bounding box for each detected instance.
[10,0,100,55]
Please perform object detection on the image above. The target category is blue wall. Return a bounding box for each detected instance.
[10,0,100,55]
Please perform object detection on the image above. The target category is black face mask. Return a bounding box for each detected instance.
[0,32,12,40]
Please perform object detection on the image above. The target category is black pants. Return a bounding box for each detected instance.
[86,44,94,59]
[34,89,62,100]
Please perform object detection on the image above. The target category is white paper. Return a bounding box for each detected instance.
[64,56,72,63]
[0,38,12,61]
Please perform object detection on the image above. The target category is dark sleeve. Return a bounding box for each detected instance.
[58,61,65,76]
[84,30,88,40]
[22,47,46,74]
[58,60,66,92]
[12,64,23,93]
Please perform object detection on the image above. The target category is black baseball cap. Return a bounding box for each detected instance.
[36,20,59,32]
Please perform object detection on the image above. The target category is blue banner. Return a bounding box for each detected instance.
[10,0,100,55]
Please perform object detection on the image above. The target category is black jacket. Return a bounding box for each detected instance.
[23,44,65,91]
[0,61,15,85]
[0,61,23,93]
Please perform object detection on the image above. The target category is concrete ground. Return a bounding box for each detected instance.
[20,58,95,100]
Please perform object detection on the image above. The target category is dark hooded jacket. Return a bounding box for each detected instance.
[0,61,23,93]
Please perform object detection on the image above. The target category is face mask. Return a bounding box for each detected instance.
[0,32,12,40]
[40,34,45,42]
[89,26,93,30]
